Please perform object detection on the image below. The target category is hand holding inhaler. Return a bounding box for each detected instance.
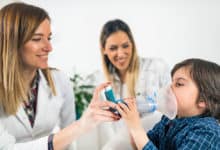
[104,85,177,119]
[79,83,120,132]
[104,85,127,116]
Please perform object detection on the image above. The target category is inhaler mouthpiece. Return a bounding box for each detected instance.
[137,86,177,119]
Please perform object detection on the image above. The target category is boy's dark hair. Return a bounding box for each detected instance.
[171,58,220,121]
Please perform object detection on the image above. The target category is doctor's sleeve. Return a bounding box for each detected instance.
[0,121,49,150]
[58,72,76,129]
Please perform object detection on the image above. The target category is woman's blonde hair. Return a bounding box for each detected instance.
[0,2,56,115]
[100,19,139,97]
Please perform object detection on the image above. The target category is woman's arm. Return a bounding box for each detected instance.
[53,82,120,150]
[0,82,119,150]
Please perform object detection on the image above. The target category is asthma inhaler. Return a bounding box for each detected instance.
[104,85,117,103]
[104,85,120,115]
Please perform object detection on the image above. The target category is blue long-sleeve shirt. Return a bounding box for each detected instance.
[143,115,220,150]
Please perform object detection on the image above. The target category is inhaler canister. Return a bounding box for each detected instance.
[104,85,117,103]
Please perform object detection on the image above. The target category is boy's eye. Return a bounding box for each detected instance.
[176,82,184,87]
[48,37,52,41]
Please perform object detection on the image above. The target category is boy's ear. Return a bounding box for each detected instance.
[198,100,206,108]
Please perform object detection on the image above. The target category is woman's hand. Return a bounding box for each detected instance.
[78,82,120,132]
[53,82,119,150]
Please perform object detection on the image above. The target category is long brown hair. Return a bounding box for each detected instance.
[171,58,220,121]
[100,19,139,96]
[0,2,56,115]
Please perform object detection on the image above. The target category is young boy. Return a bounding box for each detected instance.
[117,58,220,150]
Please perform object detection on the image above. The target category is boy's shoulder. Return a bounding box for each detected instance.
[188,116,220,135]
[192,116,219,126]
[167,115,220,135]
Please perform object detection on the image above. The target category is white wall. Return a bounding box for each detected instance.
[3,0,220,77]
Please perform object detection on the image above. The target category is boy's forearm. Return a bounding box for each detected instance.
[130,127,149,150]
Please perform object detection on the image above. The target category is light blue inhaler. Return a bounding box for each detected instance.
[104,85,117,103]
[104,85,121,115]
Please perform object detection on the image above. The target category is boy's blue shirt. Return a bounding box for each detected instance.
[143,115,220,150]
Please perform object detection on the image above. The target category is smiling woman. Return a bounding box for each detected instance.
[0,2,119,150]
[21,19,52,72]
[87,19,171,150]
[103,30,133,80]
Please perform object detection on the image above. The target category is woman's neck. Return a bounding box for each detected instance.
[118,70,127,83]
[23,69,38,87]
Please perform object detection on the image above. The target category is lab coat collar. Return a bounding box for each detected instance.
[15,69,52,134]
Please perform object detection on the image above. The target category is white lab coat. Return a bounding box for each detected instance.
[0,69,75,150]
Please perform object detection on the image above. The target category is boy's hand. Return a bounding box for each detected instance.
[116,98,149,150]
[116,98,142,130]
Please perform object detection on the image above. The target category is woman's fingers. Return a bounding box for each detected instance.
[92,82,111,101]
[98,109,120,120]
[93,115,119,122]
[89,99,117,111]
[99,100,117,108]
[89,107,120,121]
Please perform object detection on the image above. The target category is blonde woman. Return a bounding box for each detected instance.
[0,3,119,150]
[92,19,171,149]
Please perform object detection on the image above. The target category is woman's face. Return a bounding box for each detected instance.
[21,19,52,72]
[103,31,132,74]
[171,67,206,118]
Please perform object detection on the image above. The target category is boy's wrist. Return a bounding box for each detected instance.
[130,127,149,150]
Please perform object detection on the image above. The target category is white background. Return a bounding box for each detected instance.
[1,0,220,77]
[0,1,220,149]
